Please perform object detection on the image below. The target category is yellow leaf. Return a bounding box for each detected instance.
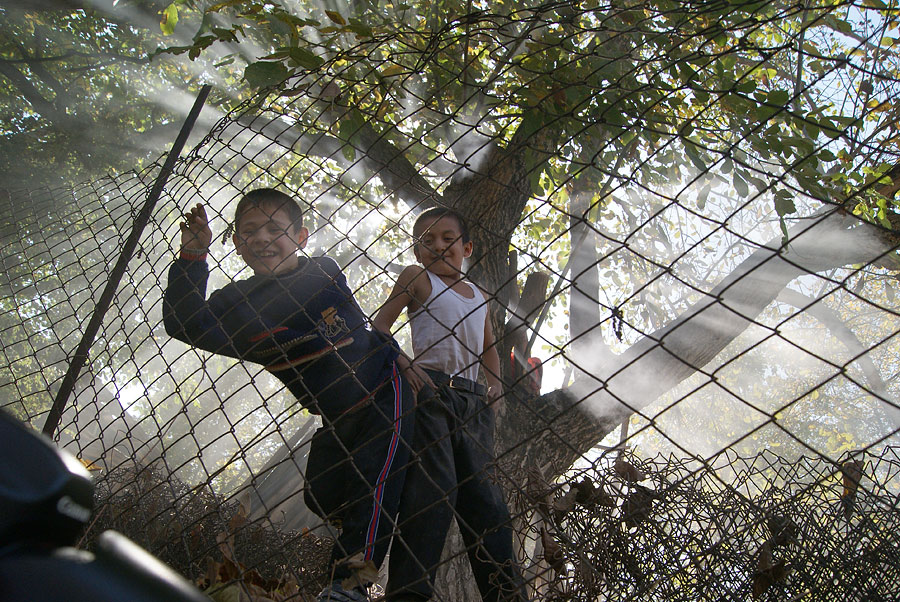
[325,10,346,25]
[380,64,405,78]
[159,3,179,35]
[207,0,245,12]
[866,99,892,112]
[77,456,102,471]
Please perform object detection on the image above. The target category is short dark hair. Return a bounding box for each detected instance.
[412,207,470,243]
[234,188,304,231]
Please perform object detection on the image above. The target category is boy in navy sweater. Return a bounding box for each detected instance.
[164,188,412,602]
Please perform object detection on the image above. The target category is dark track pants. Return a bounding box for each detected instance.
[386,375,526,602]
[304,366,413,580]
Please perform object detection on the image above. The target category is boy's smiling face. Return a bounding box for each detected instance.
[233,204,308,276]
[413,215,473,277]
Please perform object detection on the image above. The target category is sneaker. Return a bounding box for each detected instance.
[316,580,368,602]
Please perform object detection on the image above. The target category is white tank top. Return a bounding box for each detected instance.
[410,270,486,382]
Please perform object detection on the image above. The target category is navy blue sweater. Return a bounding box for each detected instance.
[163,255,398,418]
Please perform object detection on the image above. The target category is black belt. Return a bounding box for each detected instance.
[423,369,487,396]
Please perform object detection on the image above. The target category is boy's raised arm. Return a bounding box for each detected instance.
[162,203,240,359]
[179,203,213,260]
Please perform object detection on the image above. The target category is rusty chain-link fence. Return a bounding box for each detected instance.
[2,1,900,600]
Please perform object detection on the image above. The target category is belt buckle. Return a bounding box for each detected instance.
[448,376,469,393]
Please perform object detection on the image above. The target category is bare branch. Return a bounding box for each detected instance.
[507,210,899,475]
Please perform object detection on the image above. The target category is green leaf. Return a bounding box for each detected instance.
[823,15,853,34]
[529,167,544,197]
[764,135,785,156]
[678,63,698,83]
[193,34,217,49]
[288,47,323,70]
[262,48,291,60]
[733,172,749,197]
[152,43,192,57]
[755,103,780,122]
[817,148,836,162]
[697,183,711,210]
[684,142,707,171]
[340,109,365,138]
[517,109,544,141]
[748,175,768,193]
[734,79,757,94]
[722,92,752,114]
[819,117,844,139]
[160,3,178,35]
[347,18,373,38]
[766,89,790,107]
[243,61,289,88]
[211,27,238,43]
[774,191,796,216]
[783,136,814,155]
[605,110,626,127]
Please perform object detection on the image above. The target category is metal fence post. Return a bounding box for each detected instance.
[41,85,212,438]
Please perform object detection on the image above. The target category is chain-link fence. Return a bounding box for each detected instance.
[2,1,900,600]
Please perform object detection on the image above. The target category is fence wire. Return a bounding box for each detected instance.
[2,1,900,600]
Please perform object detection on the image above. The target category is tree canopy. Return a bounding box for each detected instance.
[0,0,233,185]
[158,0,900,214]
[3,0,899,478]
[2,2,900,597]
[148,0,900,445]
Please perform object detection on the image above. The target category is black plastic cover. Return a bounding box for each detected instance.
[0,410,94,550]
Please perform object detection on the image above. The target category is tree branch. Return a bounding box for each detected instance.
[0,59,75,129]
[776,288,888,396]
[234,112,439,209]
[504,209,899,476]
[16,51,68,105]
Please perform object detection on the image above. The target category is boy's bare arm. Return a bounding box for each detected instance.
[372,265,433,394]
[372,265,428,332]
[482,312,503,404]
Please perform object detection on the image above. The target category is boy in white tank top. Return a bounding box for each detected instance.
[374,209,526,602]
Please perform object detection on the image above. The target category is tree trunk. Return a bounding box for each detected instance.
[568,192,614,371]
